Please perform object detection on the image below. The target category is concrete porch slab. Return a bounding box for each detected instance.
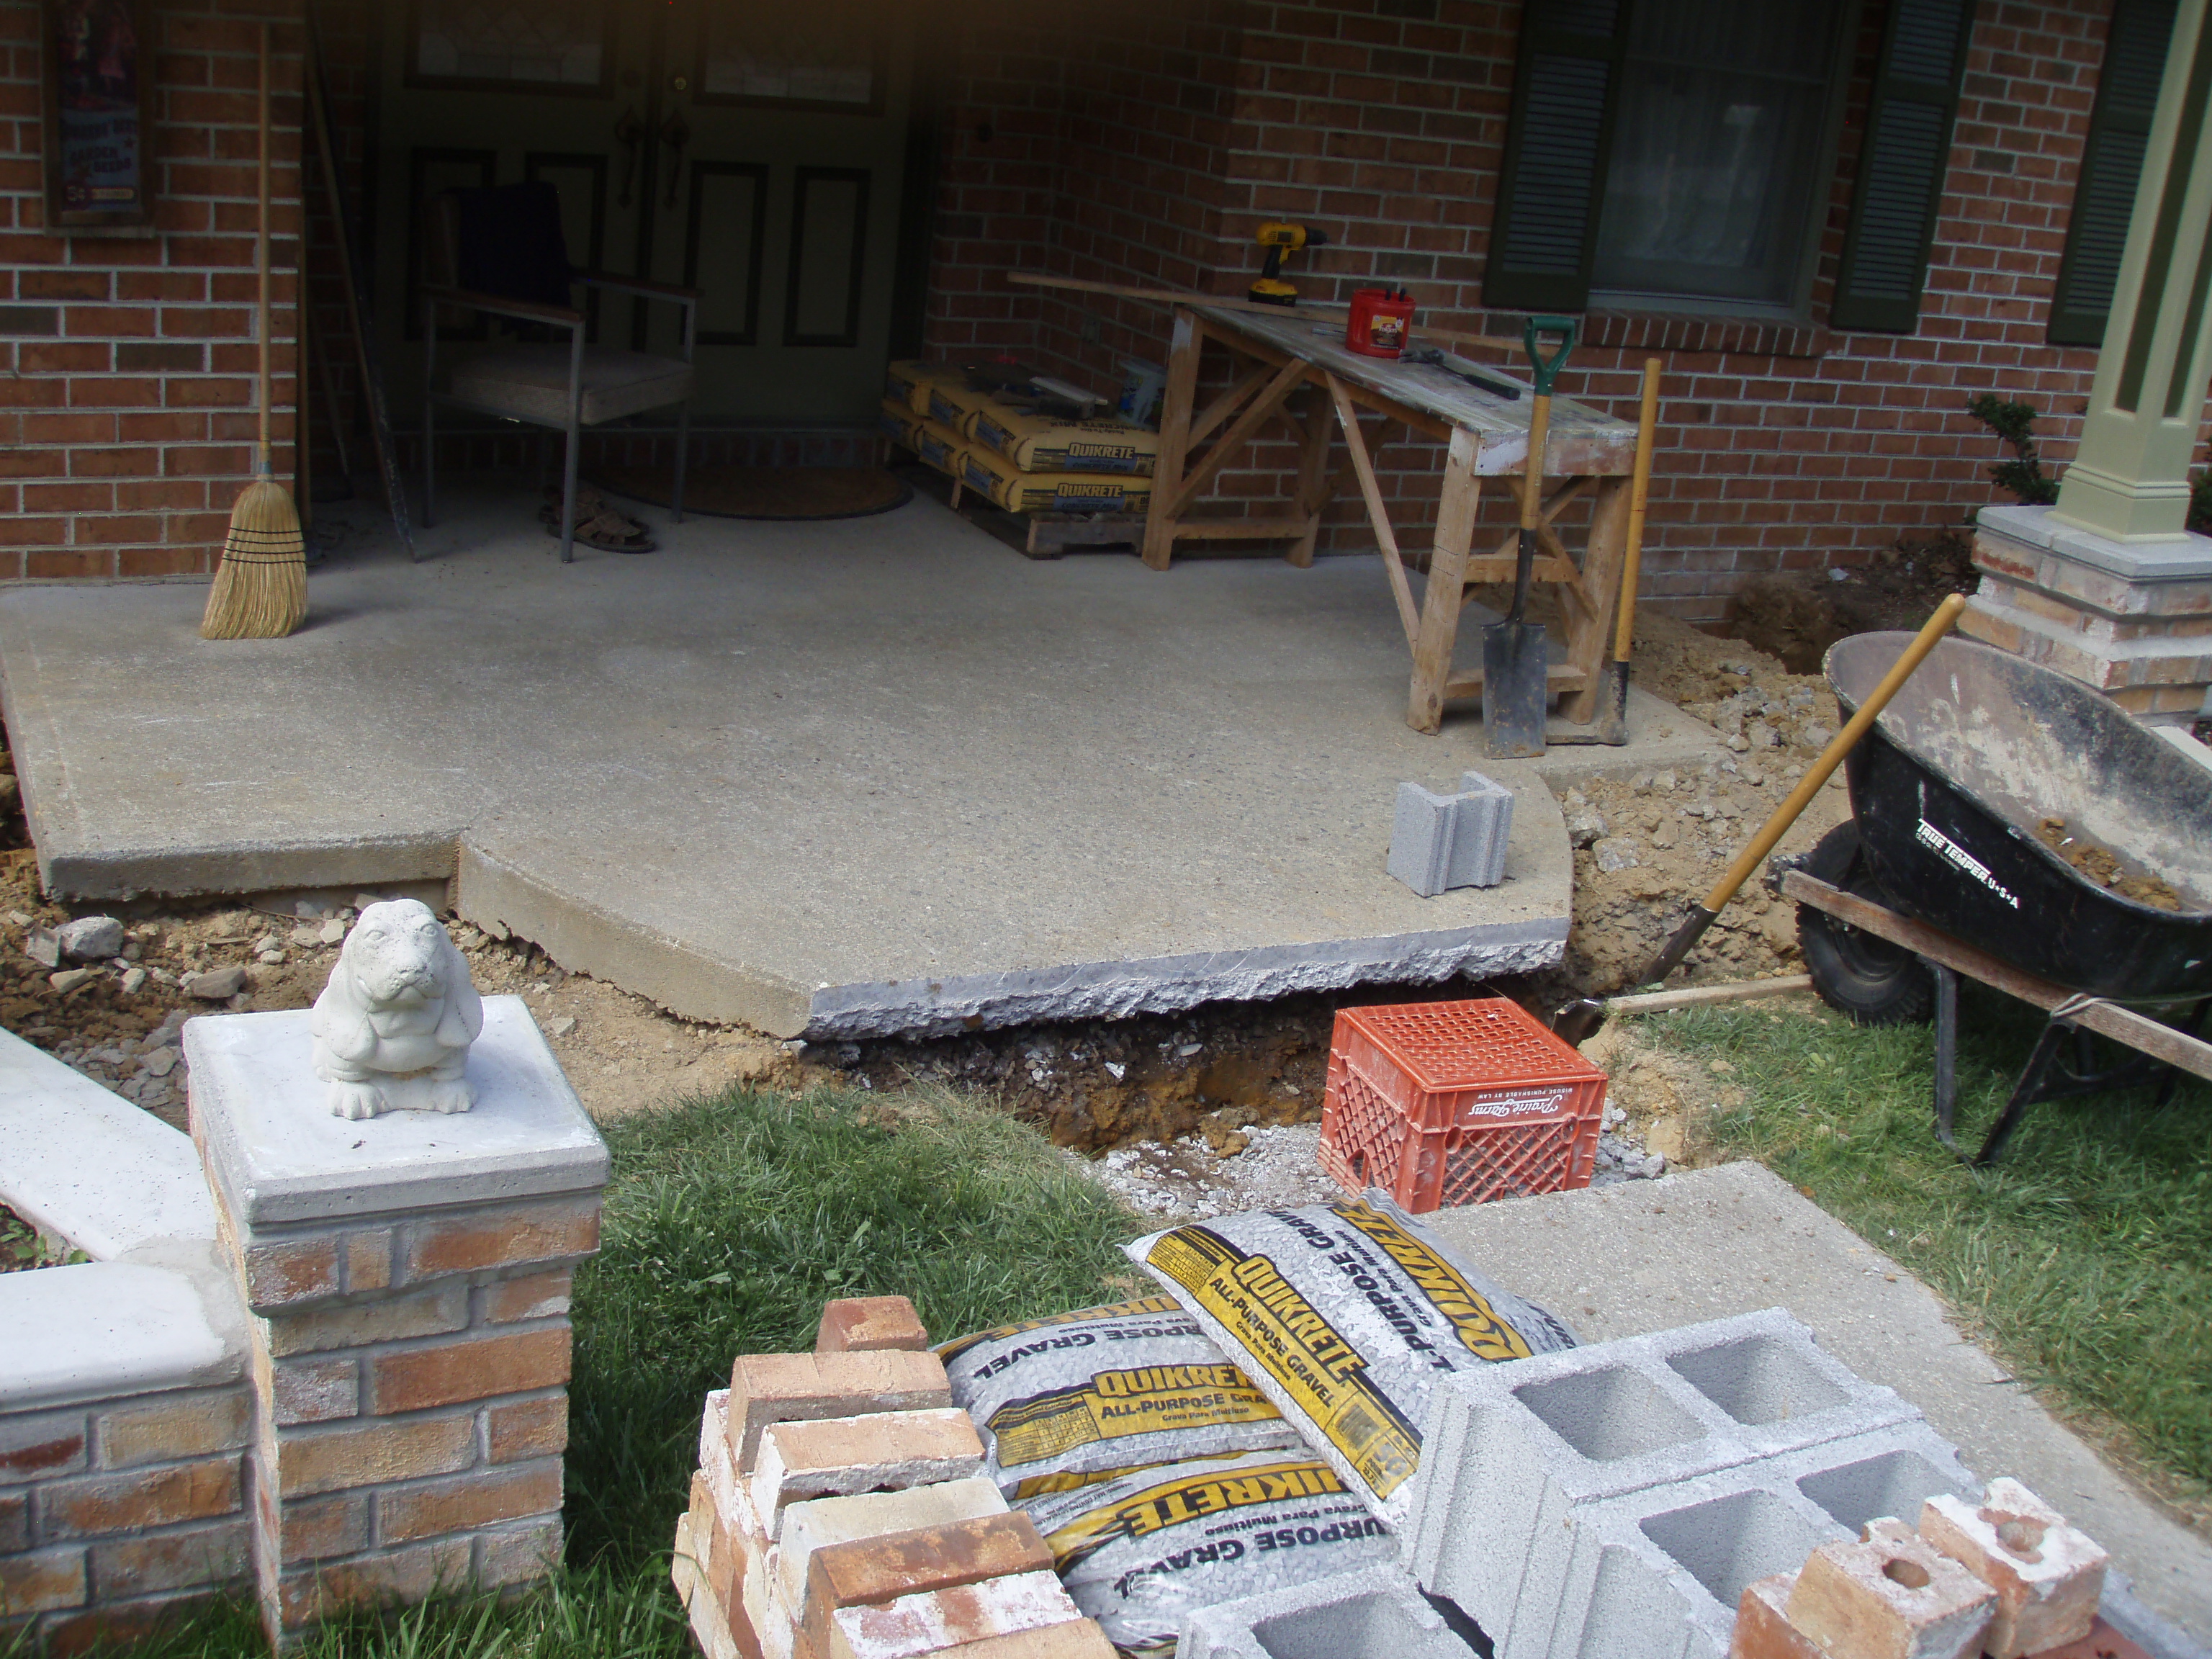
[0,487,1712,1038]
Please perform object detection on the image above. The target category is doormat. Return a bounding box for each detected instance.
[590,464,913,521]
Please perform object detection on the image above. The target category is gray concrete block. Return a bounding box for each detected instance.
[1403,1309,1927,1648]
[1388,772,1514,896]
[1176,1565,1478,1659]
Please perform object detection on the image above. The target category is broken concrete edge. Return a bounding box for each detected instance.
[801,922,1568,1041]
[18,822,1569,1044]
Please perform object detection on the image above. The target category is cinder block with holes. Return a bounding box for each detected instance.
[1387,770,1514,896]
[1402,1309,1978,1657]
[1177,1565,1480,1659]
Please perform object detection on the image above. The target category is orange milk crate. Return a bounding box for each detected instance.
[1318,997,1609,1213]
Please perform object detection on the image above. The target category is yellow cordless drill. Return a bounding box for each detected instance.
[1250,222,1331,305]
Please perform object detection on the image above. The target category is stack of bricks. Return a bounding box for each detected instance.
[185,997,610,1649]
[672,1294,1113,1659]
[1963,503,2212,724]
[0,0,303,580]
[1732,1477,2127,1659]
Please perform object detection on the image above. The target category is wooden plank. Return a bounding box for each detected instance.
[1780,871,2212,1083]
[1609,975,1815,1015]
[1288,387,1331,568]
[1459,554,1581,585]
[1163,516,1318,540]
[1408,427,1484,734]
[1165,355,1308,520]
[1192,362,1274,446]
[1197,305,1638,475]
[1561,475,1632,724]
[1441,662,1589,698]
[1006,269,1522,351]
[1143,309,1205,570]
[1328,372,1418,649]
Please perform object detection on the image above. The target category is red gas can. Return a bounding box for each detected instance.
[1345,288,1416,359]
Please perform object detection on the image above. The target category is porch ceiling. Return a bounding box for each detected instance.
[0,492,1698,1038]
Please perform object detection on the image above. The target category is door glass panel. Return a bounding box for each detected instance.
[786,168,868,346]
[409,0,612,93]
[698,9,881,112]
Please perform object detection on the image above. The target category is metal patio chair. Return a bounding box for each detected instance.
[418,181,698,563]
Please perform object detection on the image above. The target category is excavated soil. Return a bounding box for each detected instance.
[1722,531,1978,674]
[0,608,1838,1161]
[2036,817,2185,911]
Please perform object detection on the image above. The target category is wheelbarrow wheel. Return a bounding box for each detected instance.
[1797,821,1935,1025]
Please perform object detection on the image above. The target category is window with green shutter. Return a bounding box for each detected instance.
[1828,0,1979,332]
[2049,0,2178,347]
[1485,0,1856,318]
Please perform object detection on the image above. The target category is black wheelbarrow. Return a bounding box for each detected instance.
[1776,632,2212,1164]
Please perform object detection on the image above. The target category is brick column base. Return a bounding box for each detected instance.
[186,1000,608,1650]
[1964,503,2212,724]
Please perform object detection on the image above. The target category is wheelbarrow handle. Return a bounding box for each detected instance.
[1704,592,1969,913]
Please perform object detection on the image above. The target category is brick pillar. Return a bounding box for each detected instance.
[184,999,608,1650]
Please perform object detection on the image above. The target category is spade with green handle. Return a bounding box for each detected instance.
[1483,315,1578,758]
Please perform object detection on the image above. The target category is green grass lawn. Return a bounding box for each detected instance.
[1643,988,2212,1506]
[13,1087,1134,1659]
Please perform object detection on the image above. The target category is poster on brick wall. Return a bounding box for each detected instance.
[42,0,156,228]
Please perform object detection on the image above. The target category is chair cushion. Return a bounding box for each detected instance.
[449,346,693,428]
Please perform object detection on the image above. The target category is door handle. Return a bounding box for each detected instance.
[661,109,691,208]
[614,107,644,207]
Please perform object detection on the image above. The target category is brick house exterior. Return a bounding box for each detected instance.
[1,0,2204,622]
[0,0,302,582]
[921,0,2204,620]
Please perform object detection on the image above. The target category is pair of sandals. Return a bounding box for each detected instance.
[540,485,656,554]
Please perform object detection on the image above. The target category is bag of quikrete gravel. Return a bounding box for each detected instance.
[1018,1449,1396,1655]
[938,1298,1301,1493]
[1128,1193,1576,1526]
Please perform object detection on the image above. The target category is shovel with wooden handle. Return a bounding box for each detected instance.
[1484,315,1577,758]
[1552,356,1661,747]
[1551,592,1970,1046]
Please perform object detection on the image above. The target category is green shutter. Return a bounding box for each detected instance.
[1483,1,1632,313]
[2048,0,2178,346]
[1830,0,1979,332]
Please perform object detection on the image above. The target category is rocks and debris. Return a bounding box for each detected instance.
[55,914,125,961]
[2035,817,2184,911]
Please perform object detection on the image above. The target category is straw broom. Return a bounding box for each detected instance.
[202,22,305,641]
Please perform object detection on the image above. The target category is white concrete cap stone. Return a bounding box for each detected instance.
[187,997,608,1227]
[0,1023,216,1256]
[0,1259,243,1411]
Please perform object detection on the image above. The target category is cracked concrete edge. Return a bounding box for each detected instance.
[801,919,1569,1040]
[454,839,815,1037]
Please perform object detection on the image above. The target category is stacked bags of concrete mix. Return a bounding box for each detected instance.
[931,1197,1576,1655]
[883,361,1156,517]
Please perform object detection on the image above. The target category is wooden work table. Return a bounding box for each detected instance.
[1144,303,1642,733]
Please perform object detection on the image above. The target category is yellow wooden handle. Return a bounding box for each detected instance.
[1520,393,1552,530]
[1699,593,1970,914]
[1614,357,1661,662]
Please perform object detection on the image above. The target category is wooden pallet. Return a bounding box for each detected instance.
[894,460,1146,560]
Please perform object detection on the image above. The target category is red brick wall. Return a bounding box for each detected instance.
[0,0,301,580]
[923,0,2202,622]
